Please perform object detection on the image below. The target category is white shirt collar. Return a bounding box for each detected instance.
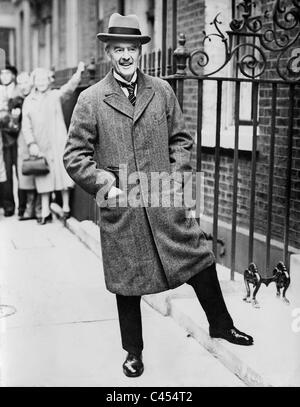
[113,70,137,85]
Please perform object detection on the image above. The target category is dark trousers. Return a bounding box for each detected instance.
[116,262,233,355]
[18,189,28,215]
[0,144,26,214]
[1,144,17,213]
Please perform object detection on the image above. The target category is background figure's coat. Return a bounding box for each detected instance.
[21,73,81,193]
[64,69,214,296]
[17,129,35,190]
[0,133,6,182]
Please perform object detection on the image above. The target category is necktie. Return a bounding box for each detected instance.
[117,81,136,106]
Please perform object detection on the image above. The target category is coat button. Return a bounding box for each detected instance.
[136,178,140,185]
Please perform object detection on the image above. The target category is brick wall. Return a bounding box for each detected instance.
[255,0,300,249]
[165,0,205,52]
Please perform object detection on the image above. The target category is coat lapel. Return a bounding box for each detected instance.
[102,69,155,123]
[103,70,134,119]
[134,70,155,124]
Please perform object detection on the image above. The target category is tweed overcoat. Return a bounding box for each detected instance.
[64,69,214,296]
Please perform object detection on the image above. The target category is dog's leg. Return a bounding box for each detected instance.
[282,278,290,305]
[252,276,261,308]
[246,263,261,308]
[274,262,290,305]
[276,282,281,298]
[243,271,251,303]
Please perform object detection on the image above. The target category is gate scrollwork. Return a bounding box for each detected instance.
[179,0,300,81]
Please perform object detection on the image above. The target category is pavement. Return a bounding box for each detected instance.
[62,213,300,387]
[168,278,300,387]
[0,212,245,387]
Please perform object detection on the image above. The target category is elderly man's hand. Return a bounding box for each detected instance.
[95,185,125,208]
[107,186,124,199]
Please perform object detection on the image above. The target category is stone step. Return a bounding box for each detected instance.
[167,266,300,387]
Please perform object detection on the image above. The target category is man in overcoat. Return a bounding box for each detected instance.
[64,13,253,378]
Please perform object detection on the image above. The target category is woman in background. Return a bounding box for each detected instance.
[22,62,85,224]
[16,71,42,221]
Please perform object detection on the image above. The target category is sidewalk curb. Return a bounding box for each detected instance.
[170,301,270,387]
[66,217,102,261]
[61,213,270,387]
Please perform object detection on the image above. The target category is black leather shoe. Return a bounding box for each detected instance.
[4,209,14,217]
[39,213,52,225]
[19,211,36,221]
[209,326,254,346]
[122,353,144,377]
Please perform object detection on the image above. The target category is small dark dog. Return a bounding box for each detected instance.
[243,261,290,308]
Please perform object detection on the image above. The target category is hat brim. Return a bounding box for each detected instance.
[97,33,151,45]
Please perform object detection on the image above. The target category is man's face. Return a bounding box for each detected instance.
[0,69,14,86]
[106,40,141,82]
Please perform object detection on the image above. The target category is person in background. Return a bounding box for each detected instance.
[0,64,23,217]
[0,91,6,212]
[16,72,41,221]
[22,62,85,225]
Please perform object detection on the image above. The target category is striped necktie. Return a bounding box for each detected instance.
[117,81,136,106]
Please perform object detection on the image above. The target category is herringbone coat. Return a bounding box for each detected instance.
[64,69,214,296]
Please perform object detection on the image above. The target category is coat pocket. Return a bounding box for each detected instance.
[99,206,155,262]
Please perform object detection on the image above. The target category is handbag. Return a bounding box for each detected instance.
[22,156,50,176]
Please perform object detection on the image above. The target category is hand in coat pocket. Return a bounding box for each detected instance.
[107,185,124,199]
[96,185,126,208]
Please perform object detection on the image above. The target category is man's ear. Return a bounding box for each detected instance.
[105,44,112,61]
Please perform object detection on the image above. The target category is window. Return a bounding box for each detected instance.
[0,28,9,61]
[200,0,261,152]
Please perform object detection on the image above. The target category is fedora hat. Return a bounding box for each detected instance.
[97,13,151,45]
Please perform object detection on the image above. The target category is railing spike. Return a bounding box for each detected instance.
[173,33,190,76]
